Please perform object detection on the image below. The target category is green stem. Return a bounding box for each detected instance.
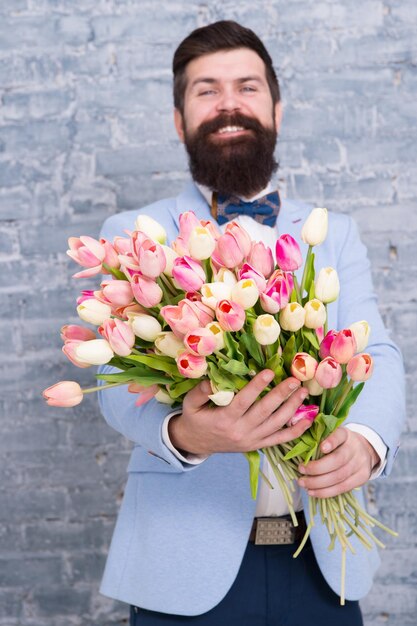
[293,274,302,304]
[320,388,327,413]
[299,245,312,298]
[83,382,127,394]
[324,303,328,336]
[333,379,354,416]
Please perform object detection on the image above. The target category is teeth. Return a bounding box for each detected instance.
[218,126,245,134]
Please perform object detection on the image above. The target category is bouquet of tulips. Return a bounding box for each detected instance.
[43,208,396,604]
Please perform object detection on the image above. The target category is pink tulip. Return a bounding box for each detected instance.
[215,299,246,332]
[316,326,325,345]
[238,263,267,292]
[185,291,202,302]
[289,404,319,426]
[113,235,131,255]
[128,383,159,406]
[225,222,252,256]
[161,299,214,338]
[67,236,110,279]
[247,241,274,278]
[96,280,134,307]
[260,271,291,314]
[347,353,374,382]
[275,234,303,272]
[330,329,357,364]
[137,238,166,278]
[43,381,83,408]
[60,325,96,343]
[172,256,206,291]
[62,340,94,368]
[200,219,221,241]
[319,329,338,359]
[76,290,95,305]
[179,211,200,243]
[184,328,217,356]
[113,303,145,320]
[131,230,147,259]
[99,318,136,356]
[214,232,245,268]
[291,353,318,381]
[315,357,343,389]
[171,236,190,256]
[176,351,208,378]
[100,238,120,270]
[131,274,163,307]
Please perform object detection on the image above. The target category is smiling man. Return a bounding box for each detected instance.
[97,21,405,626]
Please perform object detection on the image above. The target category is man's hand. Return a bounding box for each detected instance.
[168,370,311,455]
[298,427,380,498]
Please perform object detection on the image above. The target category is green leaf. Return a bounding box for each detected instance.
[208,362,236,392]
[224,332,242,360]
[239,332,264,367]
[124,353,179,376]
[220,359,250,376]
[96,370,169,386]
[244,451,261,499]
[102,264,128,280]
[265,353,285,382]
[303,251,316,298]
[302,328,320,351]
[169,378,200,399]
[336,382,365,421]
[282,335,297,371]
[303,443,318,465]
[283,440,310,460]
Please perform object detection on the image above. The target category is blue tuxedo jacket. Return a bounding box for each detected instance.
[97,182,405,615]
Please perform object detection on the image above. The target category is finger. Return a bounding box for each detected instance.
[230,369,276,414]
[298,445,349,476]
[183,378,212,410]
[255,386,308,437]
[258,418,312,448]
[298,459,355,491]
[303,470,367,498]
[245,377,304,425]
[320,426,348,454]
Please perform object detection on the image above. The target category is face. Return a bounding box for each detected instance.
[174,48,282,197]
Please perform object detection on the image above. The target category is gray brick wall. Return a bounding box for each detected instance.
[0,1,415,624]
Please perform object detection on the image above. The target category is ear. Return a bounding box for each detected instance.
[174,108,185,143]
[274,101,283,132]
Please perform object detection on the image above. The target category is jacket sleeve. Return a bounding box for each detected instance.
[334,215,406,476]
[96,212,197,473]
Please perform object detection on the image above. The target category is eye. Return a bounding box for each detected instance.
[241,85,257,93]
[198,89,216,96]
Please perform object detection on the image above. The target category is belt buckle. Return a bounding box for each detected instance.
[254,517,295,545]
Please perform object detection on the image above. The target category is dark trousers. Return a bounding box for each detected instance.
[129,540,363,626]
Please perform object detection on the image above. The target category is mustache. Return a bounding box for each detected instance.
[194,112,268,137]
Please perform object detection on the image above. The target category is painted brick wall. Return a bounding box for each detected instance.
[0,1,415,624]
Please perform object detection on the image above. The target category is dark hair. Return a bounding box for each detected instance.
[173,20,280,113]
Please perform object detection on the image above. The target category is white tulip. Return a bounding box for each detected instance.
[303,378,323,396]
[201,282,232,309]
[75,339,114,365]
[129,313,162,342]
[135,214,167,244]
[301,208,328,246]
[304,299,327,329]
[208,390,235,406]
[154,332,184,358]
[77,299,112,325]
[205,322,225,351]
[188,226,216,260]
[161,245,179,277]
[349,320,371,352]
[315,267,340,303]
[214,267,238,286]
[155,388,175,405]
[253,314,281,346]
[279,302,305,331]
[231,279,259,309]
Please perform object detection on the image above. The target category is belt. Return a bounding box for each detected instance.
[249,512,307,545]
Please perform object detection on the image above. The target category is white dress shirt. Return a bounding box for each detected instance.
[161,183,387,516]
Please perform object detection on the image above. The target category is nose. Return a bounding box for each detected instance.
[216,88,241,113]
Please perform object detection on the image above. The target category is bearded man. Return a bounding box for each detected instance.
[97,21,405,626]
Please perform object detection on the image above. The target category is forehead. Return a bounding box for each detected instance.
[184,48,268,89]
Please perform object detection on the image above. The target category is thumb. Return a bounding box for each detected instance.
[184,378,212,410]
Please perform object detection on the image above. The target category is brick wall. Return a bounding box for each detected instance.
[0,1,415,624]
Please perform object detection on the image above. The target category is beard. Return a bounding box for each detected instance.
[183,112,278,198]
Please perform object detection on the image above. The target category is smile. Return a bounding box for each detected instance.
[217,126,246,134]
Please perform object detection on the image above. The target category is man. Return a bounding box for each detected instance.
[98,21,405,626]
